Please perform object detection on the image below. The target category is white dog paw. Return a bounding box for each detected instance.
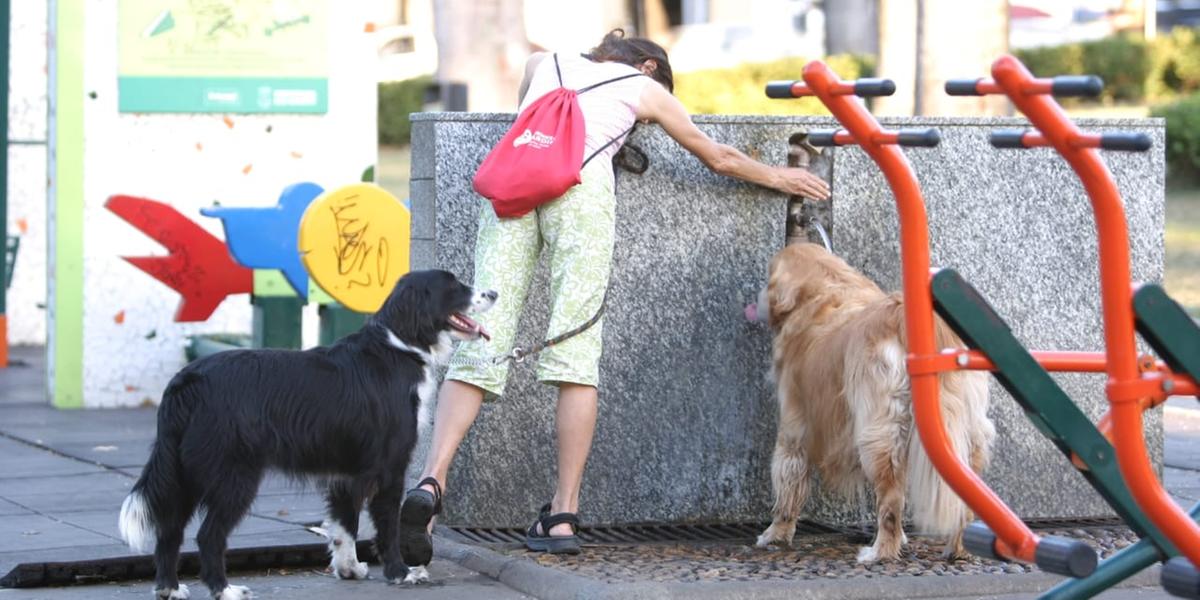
[755,526,793,548]
[215,585,251,600]
[156,583,190,599]
[401,565,430,585]
[856,546,880,563]
[331,559,370,580]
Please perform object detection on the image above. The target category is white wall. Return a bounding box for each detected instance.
[7,0,49,346]
[78,0,376,407]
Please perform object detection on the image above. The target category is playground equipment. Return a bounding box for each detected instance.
[767,58,1199,598]
[946,55,1200,599]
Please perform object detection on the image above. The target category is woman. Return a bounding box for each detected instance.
[401,29,830,558]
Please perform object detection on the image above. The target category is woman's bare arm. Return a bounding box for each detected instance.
[636,82,830,200]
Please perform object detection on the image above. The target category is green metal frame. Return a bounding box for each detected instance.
[318,304,366,346]
[930,269,1178,598]
[1133,284,1200,379]
[251,296,304,349]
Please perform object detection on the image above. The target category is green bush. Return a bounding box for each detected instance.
[1152,92,1200,181]
[1016,35,1148,103]
[1013,27,1200,103]
[1015,43,1085,83]
[378,76,434,146]
[1080,35,1149,102]
[1148,27,1200,100]
[675,54,875,116]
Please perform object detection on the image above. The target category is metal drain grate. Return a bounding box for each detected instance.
[447,520,840,546]
[1024,516,1129,530]
[835,515,1131,542]
[448,516,1133,547]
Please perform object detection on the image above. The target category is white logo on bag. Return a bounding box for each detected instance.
[512,129,555,149]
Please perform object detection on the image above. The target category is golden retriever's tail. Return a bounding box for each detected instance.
[906,316,996,537]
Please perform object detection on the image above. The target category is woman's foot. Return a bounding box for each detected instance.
[525,503,582,555]
[399,477,442,566]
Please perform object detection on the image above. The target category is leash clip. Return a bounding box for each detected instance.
[506,347,528,364]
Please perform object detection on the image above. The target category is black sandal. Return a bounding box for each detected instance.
[399,477,443,566]
[525,503,582,555]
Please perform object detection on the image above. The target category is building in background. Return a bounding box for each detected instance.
[1010,0,1158,48]
[647,0,825,73]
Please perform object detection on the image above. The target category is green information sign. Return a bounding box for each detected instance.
[118,0,329,114]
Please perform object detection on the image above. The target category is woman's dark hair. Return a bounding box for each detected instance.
[585,29,674,93]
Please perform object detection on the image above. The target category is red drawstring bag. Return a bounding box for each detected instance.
[473,54,640,219]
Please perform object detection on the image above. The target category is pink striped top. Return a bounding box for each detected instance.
[518,53,651,177]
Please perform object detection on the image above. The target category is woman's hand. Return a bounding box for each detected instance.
[638,84,832,200]
[774,167,830,200]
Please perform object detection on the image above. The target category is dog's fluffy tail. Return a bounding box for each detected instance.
[119,376,195,554]
[119,490,155,554]
[906,320,995,536]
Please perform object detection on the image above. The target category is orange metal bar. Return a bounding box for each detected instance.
[1170,376,1199,398]
[789,82,813,97]
[828,82,858,96]
[801,60,1040,564]
[990,54,1200,568]
[1018,132,1050,147]
[964,349,1109,372]
[995,131,1110,150]
[970,79,1054,96]
[960,349,1195,380]
[872,131,901,145]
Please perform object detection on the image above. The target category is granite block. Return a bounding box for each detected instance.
[408,112,1165,527]
[410,238,437,272]
[411,113,862,527]
[410,178,436,240]
[409,118,437,181]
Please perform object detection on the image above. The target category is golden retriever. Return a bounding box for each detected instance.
[749,243,994,562]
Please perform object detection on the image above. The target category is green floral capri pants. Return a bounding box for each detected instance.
[446,160,616,399]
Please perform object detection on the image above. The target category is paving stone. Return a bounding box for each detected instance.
[0,513,119,554]
[0,438,105,479]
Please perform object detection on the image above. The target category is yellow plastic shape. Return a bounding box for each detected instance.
[298,183,410,313]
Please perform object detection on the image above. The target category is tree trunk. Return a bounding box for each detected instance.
[432,0,531,112]
[876,0,1008,117]
[825,0,879,56]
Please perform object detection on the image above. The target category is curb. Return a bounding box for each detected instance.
[432,536,1164,600]
[434,537,603,599]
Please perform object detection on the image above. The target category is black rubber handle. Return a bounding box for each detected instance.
[807,130,843,147]
[1099,132,1152,152]
[765,81,798,99]
[1162,556,1200,599]
[945,78,984,96]
[1034,536,1098,578]
[853,78,896,97]
[962,522,1000,560]
[1051,75,1104,97]
[896,128,941,147]
[990,130,1029,149]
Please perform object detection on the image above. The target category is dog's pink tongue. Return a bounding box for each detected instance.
[744,302,759,323]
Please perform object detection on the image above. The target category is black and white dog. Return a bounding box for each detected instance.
[119,270,495,599]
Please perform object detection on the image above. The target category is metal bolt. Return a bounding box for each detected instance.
[1163,378,1175,393]
[956,353,969,367]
